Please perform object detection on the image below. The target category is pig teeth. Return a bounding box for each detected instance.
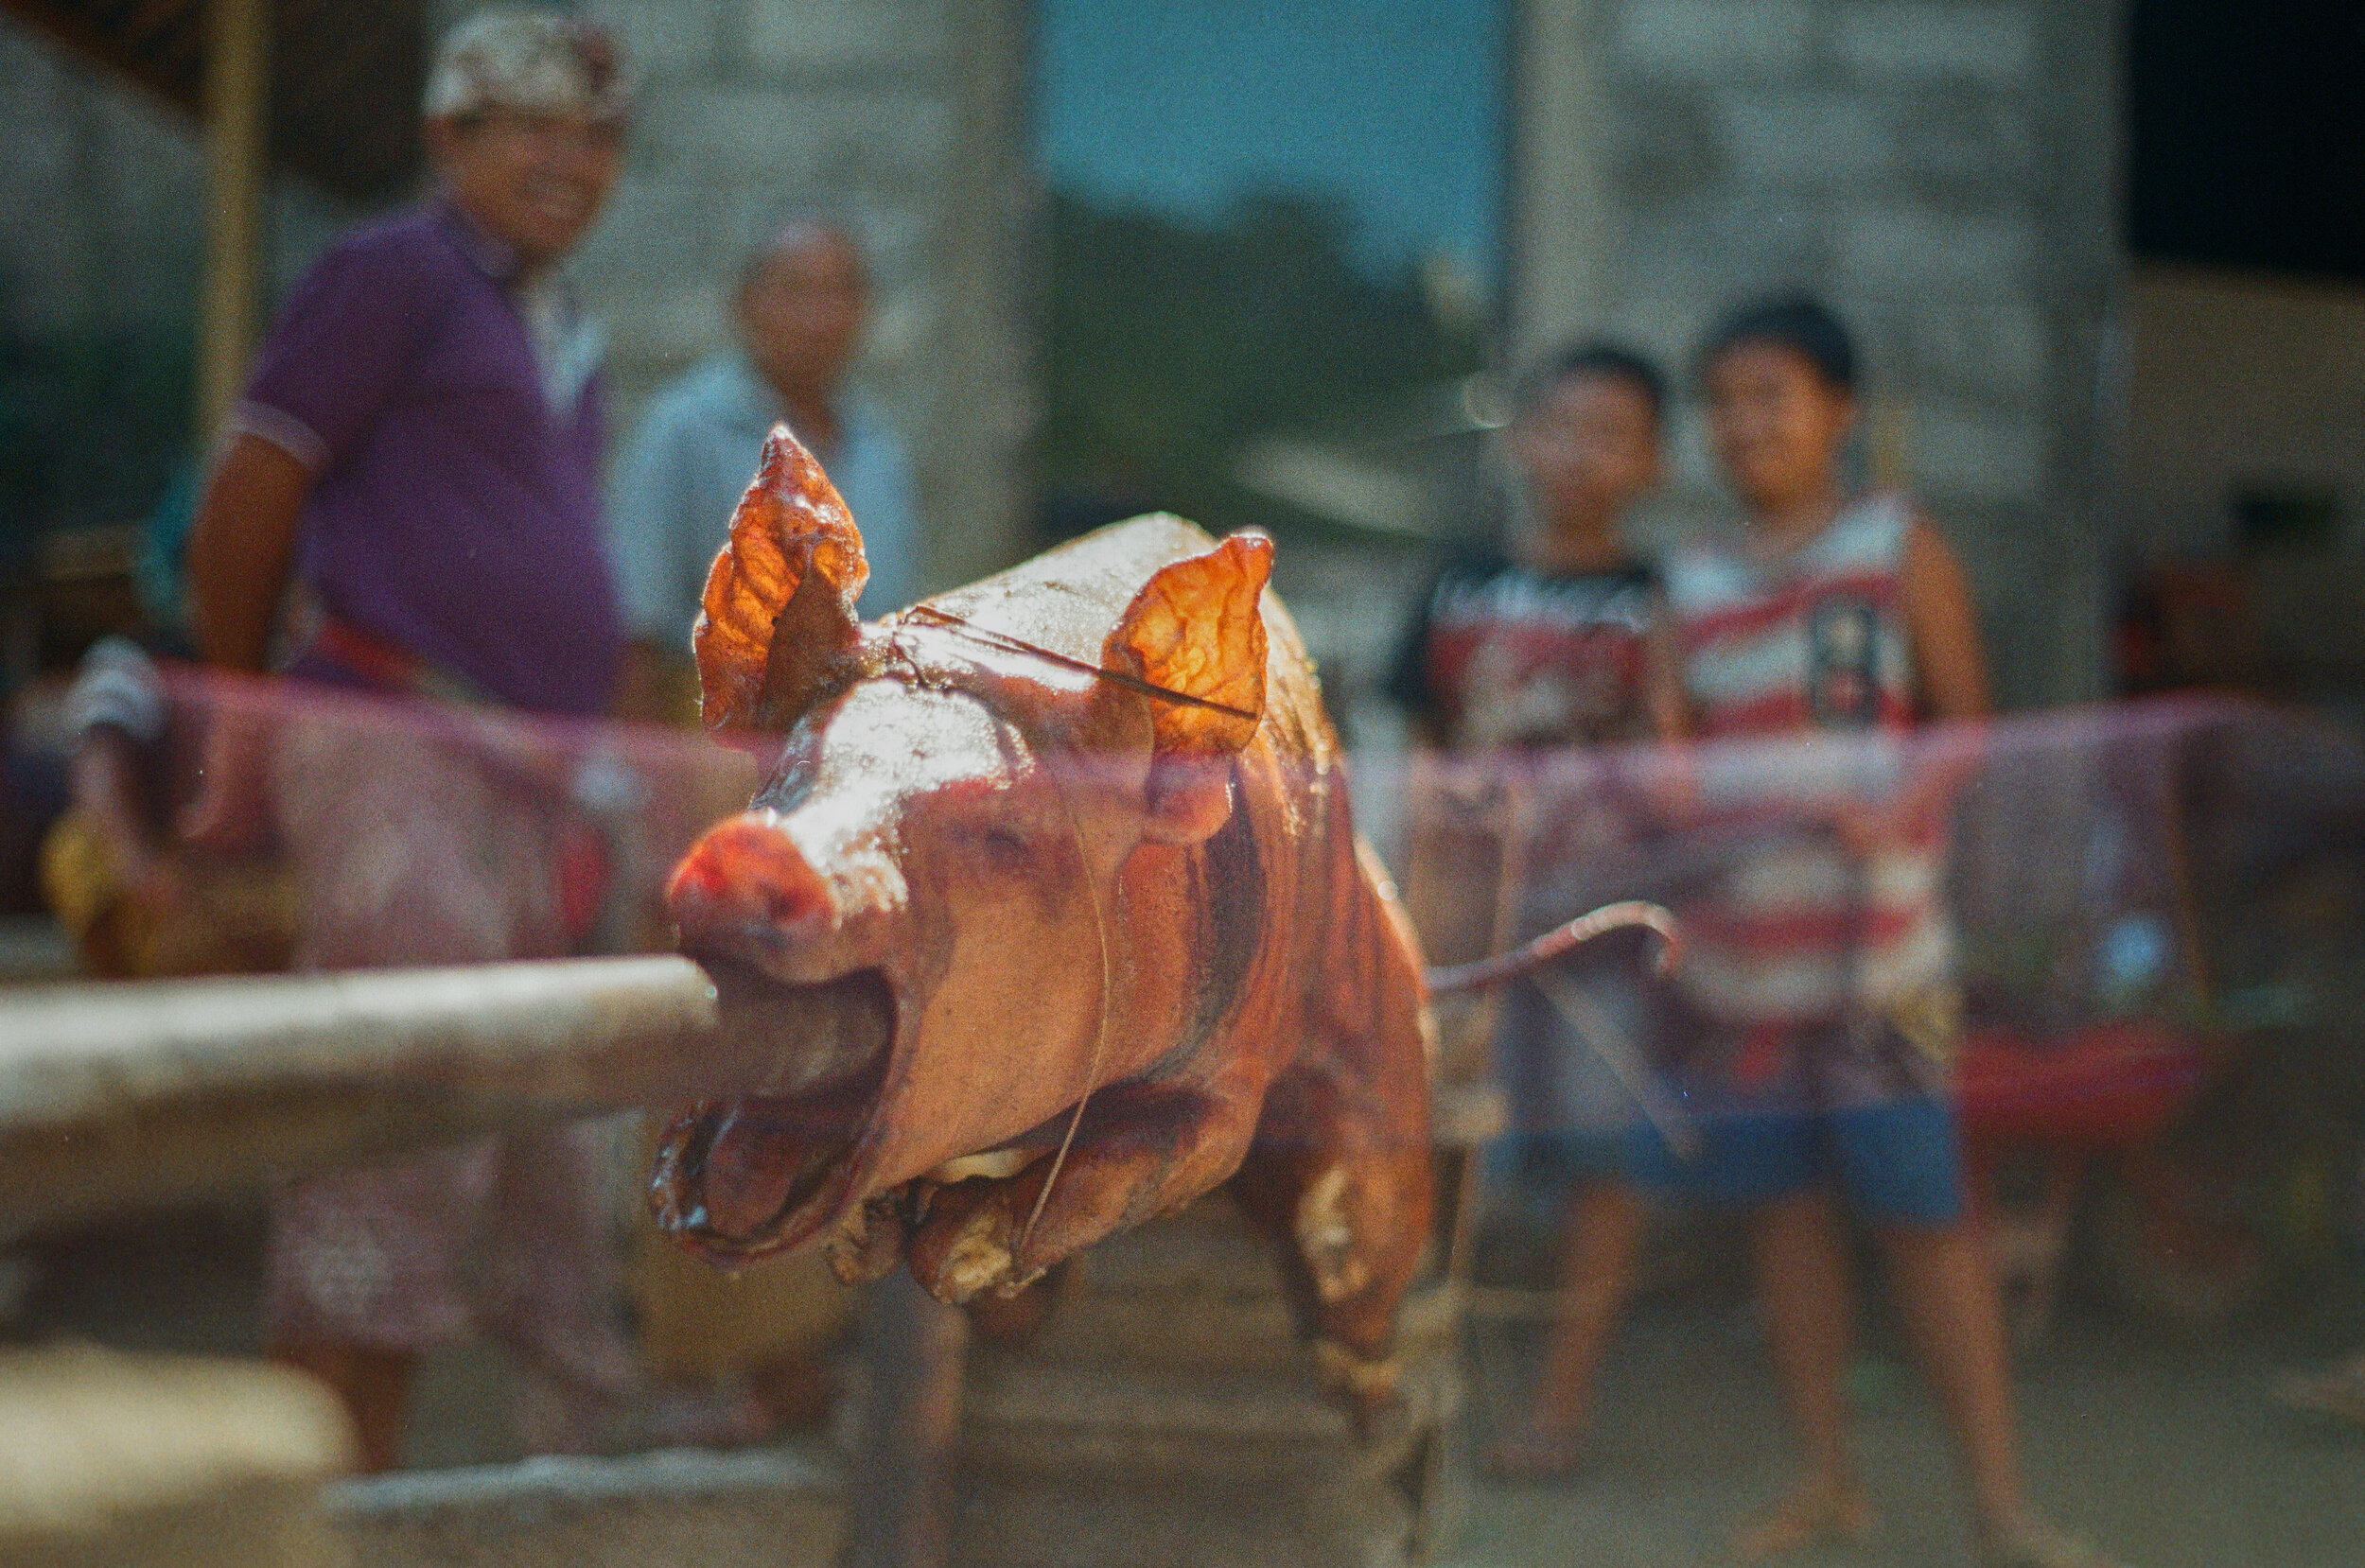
[825,1193,906,1286]
[926,1148,1034,1184]
[1294,1163,1370,1304]
[928,1208,1015,1304]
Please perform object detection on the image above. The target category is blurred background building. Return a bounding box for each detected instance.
[1514,0,2119,707]
[0,0,2359,715]
[3,10,2364,1558]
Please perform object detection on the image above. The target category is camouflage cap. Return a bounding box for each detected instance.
[423,8,634,124]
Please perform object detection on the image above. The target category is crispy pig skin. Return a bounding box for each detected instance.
[692,427,868,731]
[656,426,1432,1393]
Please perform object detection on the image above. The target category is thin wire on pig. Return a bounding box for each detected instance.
[1015,775,1117,1267]
[900,601,1681,998]
[899,603,1262,722]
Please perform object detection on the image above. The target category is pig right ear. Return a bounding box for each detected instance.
[1102,533,1272,845]
[693,425,870,731]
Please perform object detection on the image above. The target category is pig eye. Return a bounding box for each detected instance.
[966,825,1035,875]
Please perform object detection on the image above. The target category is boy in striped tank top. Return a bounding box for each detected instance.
[1645,298,2117,1568]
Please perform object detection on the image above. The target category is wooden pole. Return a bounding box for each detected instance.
[1869,393,1912,494]
[0,956,881,1232]
[838,1271,970,1568]
[197,0,271,439]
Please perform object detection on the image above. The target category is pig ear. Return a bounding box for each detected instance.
[693,425,870,731]
[1102,533,1272,845]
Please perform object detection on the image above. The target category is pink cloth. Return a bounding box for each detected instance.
[260,713,632,1403]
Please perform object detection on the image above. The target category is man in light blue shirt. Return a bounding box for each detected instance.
[609,218,919,716]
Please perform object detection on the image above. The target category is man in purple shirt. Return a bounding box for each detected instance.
[222,187,621,710]
[187,19,624,714]
[181,9,636,1471]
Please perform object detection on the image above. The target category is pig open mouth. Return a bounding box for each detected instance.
[649,958,896,1266]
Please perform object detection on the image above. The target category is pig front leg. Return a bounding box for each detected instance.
[902,1076,1262,1305]
[1232,1054,1433,1414]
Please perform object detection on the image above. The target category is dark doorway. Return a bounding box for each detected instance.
[2128,3,2365,283]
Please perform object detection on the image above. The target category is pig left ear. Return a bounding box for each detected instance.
[693,425,869,731]
[1102,532,1272,845]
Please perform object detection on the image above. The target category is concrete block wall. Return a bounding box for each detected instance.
[577,0,1033,593]
[0,20,349,356]
[1514,0,2124,706]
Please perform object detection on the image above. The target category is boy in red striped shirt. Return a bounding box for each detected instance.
[1647,297,2115,1568]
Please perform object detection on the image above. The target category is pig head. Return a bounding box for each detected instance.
[653,426,1433,1386]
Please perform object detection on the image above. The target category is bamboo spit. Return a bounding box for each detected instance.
[0,957,878,1233]
[0,957,1503,1237]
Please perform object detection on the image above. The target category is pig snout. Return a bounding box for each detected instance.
[668,810,906,980]
[668,812,836,940]
[668,810,902,1098]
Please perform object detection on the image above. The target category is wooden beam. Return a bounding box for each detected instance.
[0,955,920,1233]
[196,0,270,439]
[124,0,202,56]
[4,0,424,200]
[0,957,700,1229]
[0,0,201,117]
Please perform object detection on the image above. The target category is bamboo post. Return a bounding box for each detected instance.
[196,0,272,439]
[0,956,762,1231]
[1868,392,1911,494]
[838,1271,969,1568]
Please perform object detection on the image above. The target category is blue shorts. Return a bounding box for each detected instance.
[1623,1092,1967,1225]
[1496,1127,1639,1189]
